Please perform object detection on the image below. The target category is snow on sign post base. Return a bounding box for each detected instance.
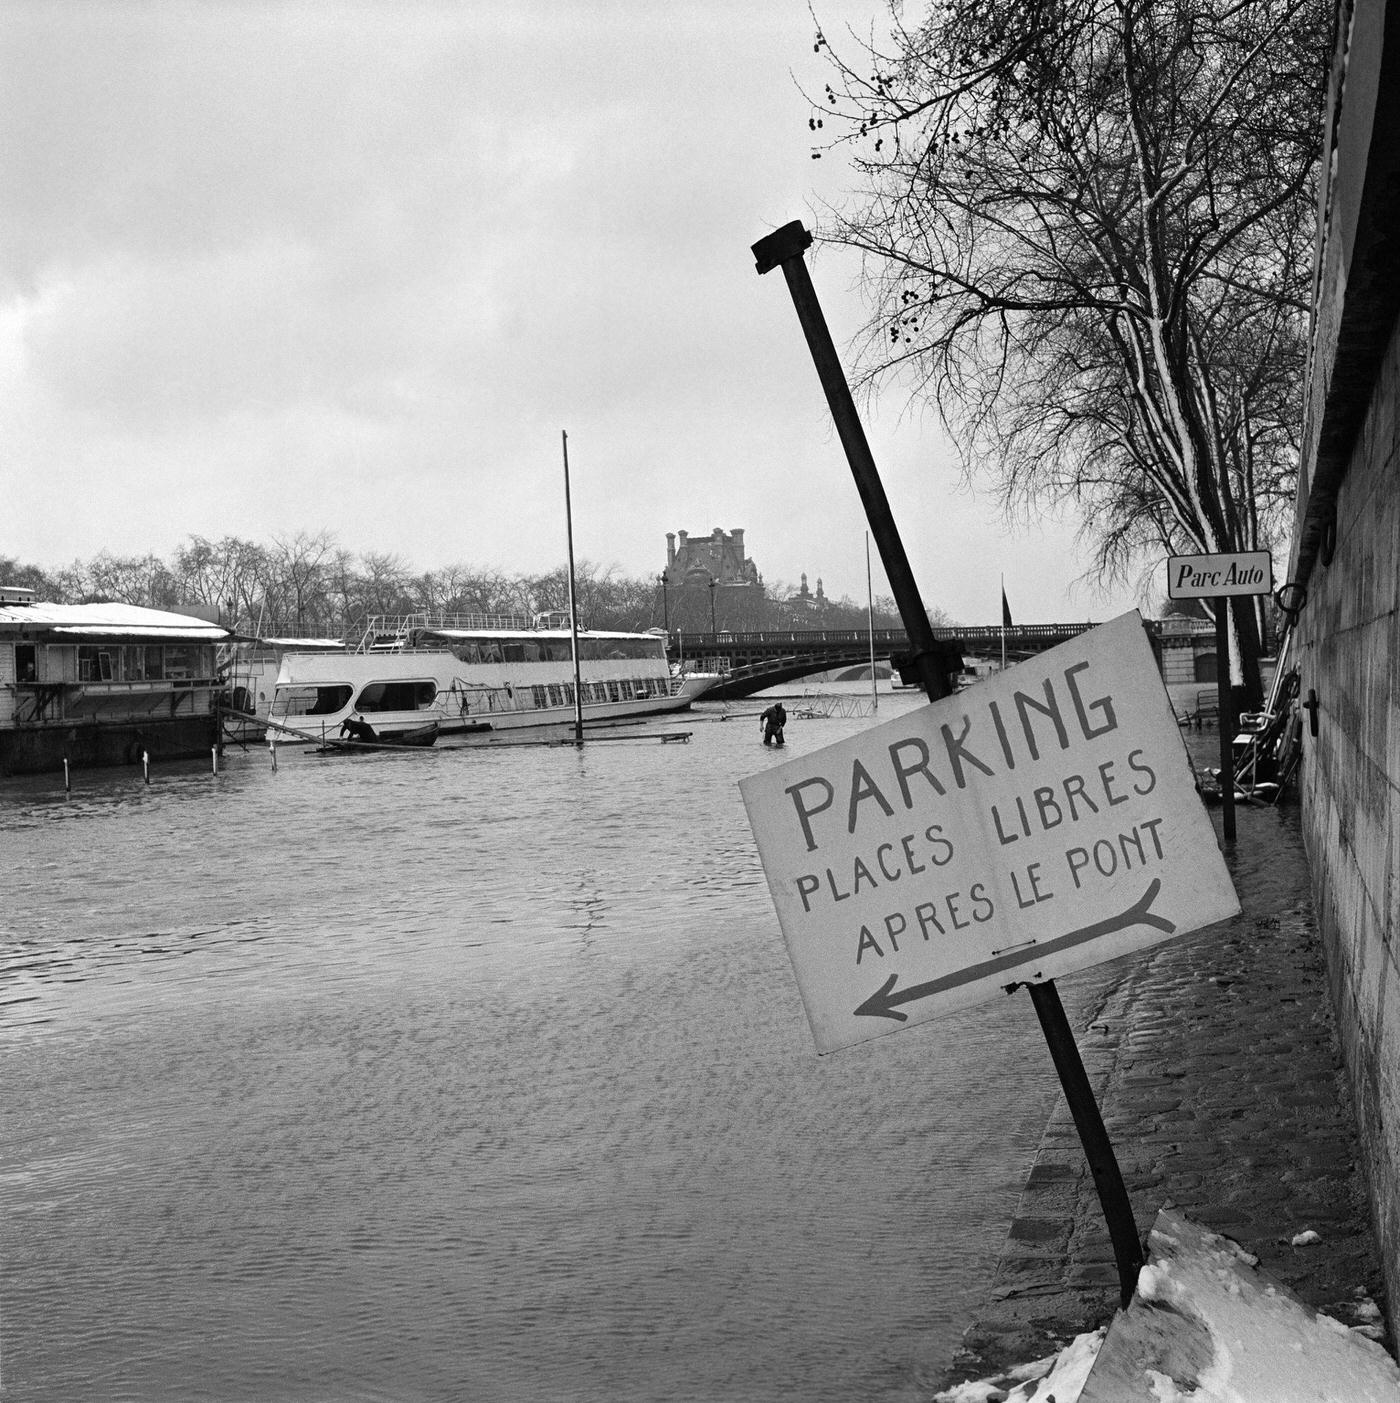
[740,612,1239,1054]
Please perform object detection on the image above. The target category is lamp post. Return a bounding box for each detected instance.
[659,572,669,634]
[708,576,718,635]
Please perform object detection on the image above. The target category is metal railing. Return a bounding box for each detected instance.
[354,612,535,652]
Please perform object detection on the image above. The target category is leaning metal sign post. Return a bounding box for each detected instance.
[1165,549,1274,844]
[740,613,1239,1050]
[750,219,1240,1307]
[742,615,1240,1303]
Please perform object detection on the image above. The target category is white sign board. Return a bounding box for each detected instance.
[740,612,1238,1054]
[1166,551,1273,599]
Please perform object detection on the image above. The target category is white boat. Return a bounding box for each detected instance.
[218,635,347,743]
[266,612,718,744]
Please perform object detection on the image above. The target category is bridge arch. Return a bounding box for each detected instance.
[671,621,1171,700]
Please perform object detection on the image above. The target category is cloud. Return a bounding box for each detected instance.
[0,0,1145,622]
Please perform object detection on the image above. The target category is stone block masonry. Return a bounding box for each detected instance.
[1283,0,1400,1357]
[1292,301,1400,1355]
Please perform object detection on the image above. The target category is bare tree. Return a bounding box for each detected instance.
[172,535,268,626]
[19,536,952,645]
[349,551,418,623]
[811,0,1329,701]
[0,555,60,598]
[267,530,339,636]
[69,550,180,608]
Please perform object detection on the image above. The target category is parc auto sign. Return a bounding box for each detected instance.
[1166,550,1273,599]
[739,612,1238,1054]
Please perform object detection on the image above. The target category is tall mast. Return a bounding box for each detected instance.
[562,430,584,747]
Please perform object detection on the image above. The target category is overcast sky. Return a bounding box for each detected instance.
[1,0,1147,624]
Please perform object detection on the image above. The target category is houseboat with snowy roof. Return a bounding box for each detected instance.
[0,586,230,776]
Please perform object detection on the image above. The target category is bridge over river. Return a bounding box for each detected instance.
[671,622,1130,700]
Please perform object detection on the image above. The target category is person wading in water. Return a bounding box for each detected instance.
[760,702,786,747]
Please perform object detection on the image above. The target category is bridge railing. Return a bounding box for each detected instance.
[672,628,909,646]
[670,622,1106,649]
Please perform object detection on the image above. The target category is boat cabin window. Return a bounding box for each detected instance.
[273,684,354,717]
[78,646,115,681]
[572,638,663,661]
[446,634,662,664]
[15,643,36,683]
[164,645,199,680]
[357,680,438,712]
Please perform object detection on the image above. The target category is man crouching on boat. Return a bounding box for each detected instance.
[339,714,377,743]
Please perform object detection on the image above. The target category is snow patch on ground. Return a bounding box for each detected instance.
[934,1329,1105,1402]
[939,1209,1400,1403]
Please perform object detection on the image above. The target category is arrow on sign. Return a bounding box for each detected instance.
[854,879,1177,1023]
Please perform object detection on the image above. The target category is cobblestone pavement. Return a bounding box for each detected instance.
[938,795,1393,1390]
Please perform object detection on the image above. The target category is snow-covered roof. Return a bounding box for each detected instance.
[0,601,230,640]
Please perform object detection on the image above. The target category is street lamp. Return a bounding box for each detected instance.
[658,572,669,634]
[708,576,718,634]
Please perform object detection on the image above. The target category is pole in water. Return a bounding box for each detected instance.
[561,428,585,747]
[1215,597,1236,843]
[212,746,219,776]
[63,755,70,792]
[752,217,1142,1306]
[142,750,150,785]
[270,740,278,772]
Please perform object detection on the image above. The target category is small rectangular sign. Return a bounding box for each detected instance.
[1166,550,1273,599]
[739,612,1239,1054]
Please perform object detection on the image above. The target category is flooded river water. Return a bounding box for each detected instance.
[3,690,1099,1402]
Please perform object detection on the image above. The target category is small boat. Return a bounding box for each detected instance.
[312,720,442,755]
[366,721,439,748]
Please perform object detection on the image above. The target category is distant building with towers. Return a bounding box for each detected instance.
[663,529,761,587]
[785,573,827,611]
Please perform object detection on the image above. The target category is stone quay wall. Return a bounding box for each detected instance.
[1285,0,1400,1347]
[1291,299,1400,1342]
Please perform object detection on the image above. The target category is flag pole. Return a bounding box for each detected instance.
[866,532,878,714]
[1001,573,1007,672]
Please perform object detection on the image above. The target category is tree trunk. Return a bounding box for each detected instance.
[1228,592,1265,712]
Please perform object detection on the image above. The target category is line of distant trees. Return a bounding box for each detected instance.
[2,531,924,639]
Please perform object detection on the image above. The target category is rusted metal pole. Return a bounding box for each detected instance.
[752,219,1142,1308]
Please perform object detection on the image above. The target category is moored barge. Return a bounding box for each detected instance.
[0,586,229,776]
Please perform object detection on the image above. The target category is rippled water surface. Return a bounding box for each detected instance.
[2,694,1060,1402]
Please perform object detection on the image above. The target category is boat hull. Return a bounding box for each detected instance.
[0,714,221,777]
